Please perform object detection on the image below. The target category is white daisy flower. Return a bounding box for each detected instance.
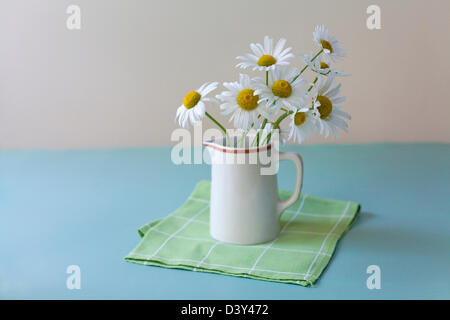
[254,66,307,113]
[216,74,266,129]
[310,74,350,138]
[301,51,349,77]
[313,25,345,62]
[175,82,218,128]
[236,36,294,71]
[287,110,317,144]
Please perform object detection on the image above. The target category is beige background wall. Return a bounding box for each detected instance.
[1,0,449,149]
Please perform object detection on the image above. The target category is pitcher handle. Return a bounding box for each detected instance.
[277,152,303,217]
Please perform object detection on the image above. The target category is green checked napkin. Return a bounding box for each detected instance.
[125,181,360,286]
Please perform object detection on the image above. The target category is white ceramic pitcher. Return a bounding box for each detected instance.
[203,135,303,245]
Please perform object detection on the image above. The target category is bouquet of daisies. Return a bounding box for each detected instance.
[175,25,350,146]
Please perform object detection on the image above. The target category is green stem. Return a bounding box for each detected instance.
[262,50,323,145]
[264,111,293,145]
[250,71,270,147]
[308,77,318,91]
[239,128,250,147]
[205,111,226,134]
[291,48,323,83]
[256,118,268,146]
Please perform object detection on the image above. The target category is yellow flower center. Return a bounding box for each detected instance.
[272,80,292,98]
[237,88,259,111]
[183,91,201,109]
[294,112,307,126]
[257,55,277,67]
[316,95,333,119]
[320,40,333,53]
[320,62,330,69]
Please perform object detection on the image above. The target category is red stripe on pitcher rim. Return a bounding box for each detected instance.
[203,142,272,154]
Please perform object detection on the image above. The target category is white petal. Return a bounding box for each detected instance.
[250,43,263,57]
[326,83,341,98]
[331,96,346,104]
[200,82,218,96]
[273,38,286,57]
[264,36,271,54]
[197,82,207,93]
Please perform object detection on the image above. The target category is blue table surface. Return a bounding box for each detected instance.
[0,143,449,299]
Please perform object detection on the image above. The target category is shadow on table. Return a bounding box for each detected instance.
[314,211,448,287]
[337,211,447,255]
